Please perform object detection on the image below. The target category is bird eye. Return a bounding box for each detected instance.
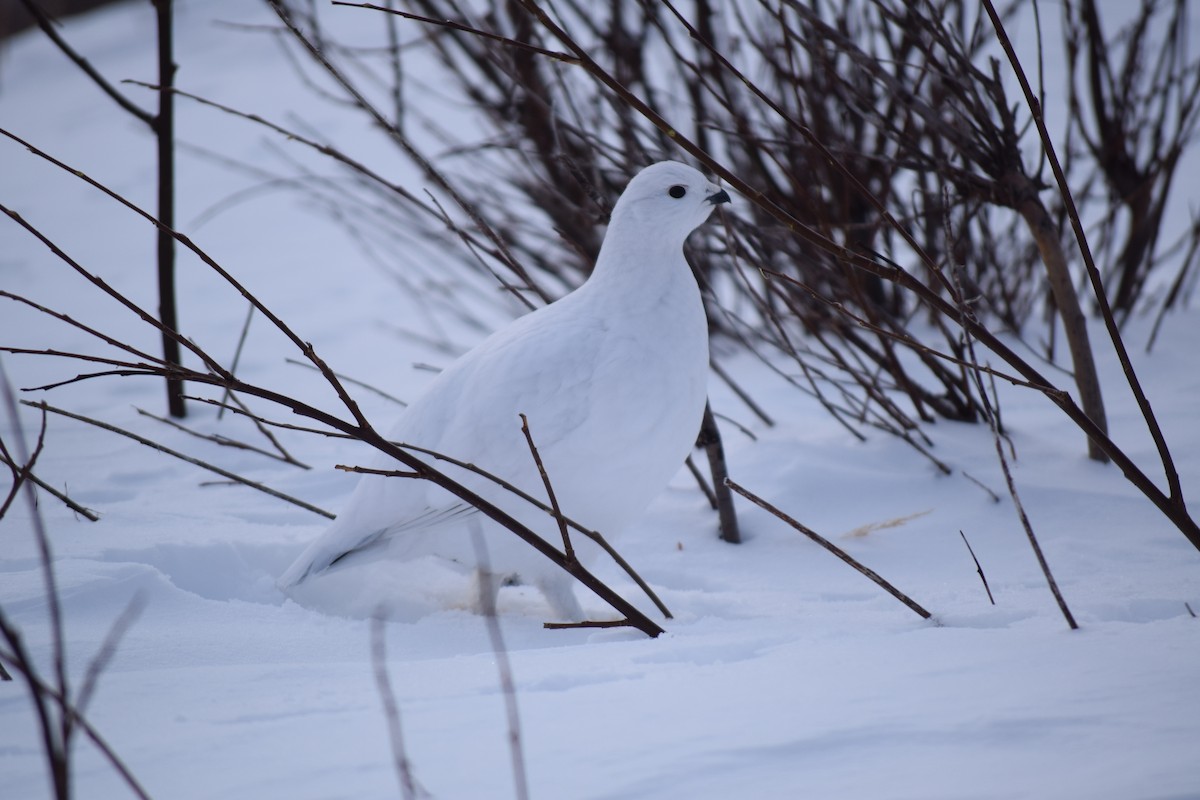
[668,185,687,199]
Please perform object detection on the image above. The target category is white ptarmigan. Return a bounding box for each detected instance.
[279,161,729,619]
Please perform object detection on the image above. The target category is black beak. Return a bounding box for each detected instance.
[705,188,731,206]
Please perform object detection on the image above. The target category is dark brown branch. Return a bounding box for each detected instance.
[711,359,773,427]
[285,358,407,407]
[135,406,311,469]
[0,291,168,368]
[223,391,309,467]
[543,619,640,630]
[0,128,371,430]
[333,1,580,64]
[725,478,933,621]
[153,0,185,418]
[0,196,230,381]
[335,464,423,479]
[25,401,335,520]
[0,450,100,522]
[959,530,995,605]
[698,401,739,543]
[48,365,667,634]
[518,412,574,562]
[14,0,154,125]
[336,444,673,620]
[186,396,356,439]
[0,404,48,522]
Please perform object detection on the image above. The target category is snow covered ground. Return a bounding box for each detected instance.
[2,2,1199,798]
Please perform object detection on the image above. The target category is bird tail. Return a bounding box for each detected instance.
[277,525,389,590]
[276,556,316,590]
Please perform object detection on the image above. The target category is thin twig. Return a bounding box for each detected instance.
[959,530,995,605]
[25,400,335,519]
[13,0,153,125]
[187,396,356,439]
[0,128,371,430]
[0,290,168,368]
[712,411,757,442]
[217,303,255,420]
[267,0,550,306]
[75,595,146,718]
[960,470,1002,504]
[685,454,718,510]
[519,412,574,562]
[711,359,774,427]
[725,478,933,620]
[135,406,311,468]
[334,1,580,64]
[224,391,309,466]
[125,80,515,285]
[370,613,420,800]
[468,524,530,800]
[286,358,407,407]
[336,464,422,479]
[0,406,48,521]
[0,198,229,382]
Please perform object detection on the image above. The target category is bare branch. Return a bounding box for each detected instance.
[725,478,933,621]
[370,614,421,800]
[519,412,574,562]
[959,530,995,605]
[333,1,580,64]
[13,0,154,125]
[468,525,530,800]
[25,400,335,520]
[135,406,311,469]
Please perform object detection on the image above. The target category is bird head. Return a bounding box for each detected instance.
[608,161,730,242]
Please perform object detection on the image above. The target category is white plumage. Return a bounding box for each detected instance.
[279,161,729,619]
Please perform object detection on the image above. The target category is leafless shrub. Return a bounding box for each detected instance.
[242,0,1200,548]
[256,1,1184,457]
[1062,0,1200,322]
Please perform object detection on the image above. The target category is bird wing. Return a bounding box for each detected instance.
[281,297,610,587]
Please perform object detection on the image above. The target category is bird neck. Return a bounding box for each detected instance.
[587,221,692,300]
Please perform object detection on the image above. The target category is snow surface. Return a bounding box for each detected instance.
[1,2,1199,798]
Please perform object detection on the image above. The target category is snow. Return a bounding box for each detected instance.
[2,2,1199,799]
